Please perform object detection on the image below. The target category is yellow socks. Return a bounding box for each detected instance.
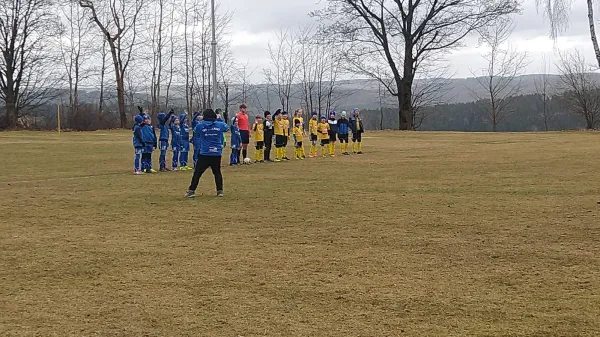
[310,144,316,156]
[301,147,306,157]
[321,145,326,157]
[352,142,356,153]
[358,142,362,152]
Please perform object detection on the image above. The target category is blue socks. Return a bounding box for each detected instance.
[134,151,141,171]
[159,150,166,169]
[180,151,188,167]
[172,150,179,169]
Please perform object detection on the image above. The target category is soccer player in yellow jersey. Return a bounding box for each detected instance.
[308,111,318,158]
[294,108,304,130]
[252,115,265,163]
[273,110,285,162]
[281,111,291,160]
[317,115,330,157]
[293,120,305,159]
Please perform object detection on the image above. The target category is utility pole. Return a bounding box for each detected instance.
[211,0,218,110]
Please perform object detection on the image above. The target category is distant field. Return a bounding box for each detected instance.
[1,130,599,336]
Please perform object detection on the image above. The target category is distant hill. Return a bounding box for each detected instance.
[70,74,600,114]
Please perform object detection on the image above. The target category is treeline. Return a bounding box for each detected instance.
[359,93,588,132]
[11,91,591,132]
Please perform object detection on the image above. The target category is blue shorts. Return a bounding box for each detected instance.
[160,140,168,151]
[181,142,190,152]
[142,145,154,154]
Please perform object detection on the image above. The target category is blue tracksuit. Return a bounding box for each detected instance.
[157,112,173,169]
[180,114,190,167]
[338,117,350,135]
[229,125,242,165]
[191,112,201,166]
[194,119,230,156]
[171,124,182,169]
[140,124,157,171]
[132,123,144,171]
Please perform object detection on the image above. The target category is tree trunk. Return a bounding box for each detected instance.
[6,93,17,129]
[400,43,414,130]
[99,39,106,115]
[587,0,600,68]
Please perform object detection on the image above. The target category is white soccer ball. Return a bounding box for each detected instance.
[244,157,252,164]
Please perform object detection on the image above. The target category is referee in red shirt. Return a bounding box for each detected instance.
[236,104,250,160]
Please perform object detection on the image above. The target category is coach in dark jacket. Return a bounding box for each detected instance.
[263,111,274,162]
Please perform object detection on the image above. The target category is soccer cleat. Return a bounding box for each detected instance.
[184,190,196,198]
[217,190,224,197]
[150,168,158,173]
[283,157,290,161]
[357,151,363,154]
[275,158,282,162]
[172,167,179,171]
[134,170,144,175]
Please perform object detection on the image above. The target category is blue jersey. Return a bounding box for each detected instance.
[194,120,230,156]
[171,124,182,149]
[132,124,143,148]
[157,112,173,141]
[181,123,190,143]
[141,124,156,146]
[230,125,242,149]
[337,118,349,135]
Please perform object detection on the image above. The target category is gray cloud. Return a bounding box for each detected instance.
[226,0,319,33]
[223,0,597,83]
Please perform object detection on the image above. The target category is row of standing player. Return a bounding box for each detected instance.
[229,108,365,165]
[131,106,365,174]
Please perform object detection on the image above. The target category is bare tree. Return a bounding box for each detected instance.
[217,43,235,117]
[314,0,518,130]
[556,50,600,130]
[412,70,452,130]
[79,0,144,128]
[148,0,166,115]
[537,0,600,69]
[533,57,556,131]
[98,37,108,115]
[268,29,301,112]
[57,2,93,127]
[0,0,59,129]
[164,0,178,110]
[470,17,527,132]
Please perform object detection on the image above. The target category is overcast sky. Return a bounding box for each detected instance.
[221,0,598,83]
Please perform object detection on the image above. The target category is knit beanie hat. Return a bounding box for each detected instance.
[202,109,217,120]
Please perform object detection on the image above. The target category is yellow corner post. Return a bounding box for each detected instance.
[57,104,61,135]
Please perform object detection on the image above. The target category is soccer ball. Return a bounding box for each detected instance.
[243,158,252,164]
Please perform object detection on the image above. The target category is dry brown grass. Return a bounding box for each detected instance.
[1,130,599,337]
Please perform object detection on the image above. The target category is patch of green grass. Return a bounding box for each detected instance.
[1,130,600,336]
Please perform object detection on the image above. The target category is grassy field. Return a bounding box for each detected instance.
[1,130,599,337]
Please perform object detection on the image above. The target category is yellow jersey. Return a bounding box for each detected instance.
[274,119,285,136]
[252,122,264,142]
[309,119,318,135]
[294,116,304,128]
[317,122,330,139]
[282,119,290,136]
[293,126,304,142]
